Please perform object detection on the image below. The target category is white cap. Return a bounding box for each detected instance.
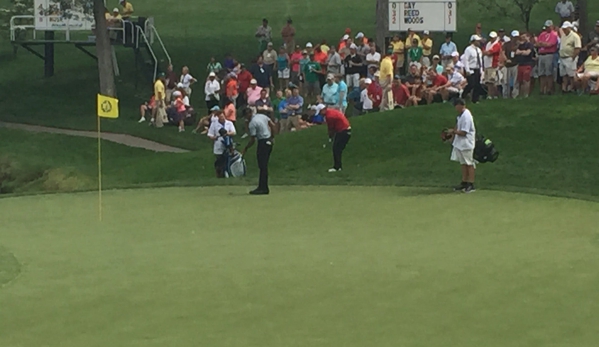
[314,104,326,113]
[470,34,482,41]
[364,78,372,84]
[350,43,358,49]
[306,42,313,48]
[112,8,119,12]
[423,30,430,35]
[250,78,257,84]
[432,55,440,60]
[342,34,349,40]
[355,32,364,39]
[489,31,498,38]
[544,19,554,27]
[511,30,520,37]
[561,21,573,29]
[208,72,216,77]
[451,51,460,57]
[172,91,182,97]
[573,26,578,32]
[326,73,335,80]
[374,71,380,77]
[177,82,184,88]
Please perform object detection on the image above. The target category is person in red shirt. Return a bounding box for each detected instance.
[367,74,383,110]
[423,69,449,104]
[483,31,502,98]
[392,76,410,108]
[236,64,253,107]
[225,73,239,106]
[289,45,303,85]
[322,106,351,172]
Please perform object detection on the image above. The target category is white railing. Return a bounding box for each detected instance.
[9,15,36,41]
[136,25,158,82]
[149,24,171,65]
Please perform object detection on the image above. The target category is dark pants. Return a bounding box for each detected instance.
[206,99,219,110]
[464,70,482,103]
[214,154,226,178]
[256,139,273,191]
[332,129,351,170]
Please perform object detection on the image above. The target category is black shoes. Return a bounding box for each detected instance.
[249,189,269,195]
[453,182,476,193]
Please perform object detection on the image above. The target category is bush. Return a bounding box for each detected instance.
[42,168,93,192]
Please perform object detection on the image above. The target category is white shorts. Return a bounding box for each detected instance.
[278,68,290,79]
[451,148,476,167]
[447,86,460,93]
[577,71,599,79]
[560,57,578,77]
[346,73,360,88]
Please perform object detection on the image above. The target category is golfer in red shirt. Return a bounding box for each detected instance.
[321,106,351,172]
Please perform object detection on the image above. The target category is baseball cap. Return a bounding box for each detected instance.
[306,42,313,48]
[545,19,554,27]
[511,30,520,37]
[326,73,334,80]
[112,8,119,12]
[432,55,440,60]
[394,74,400,80]
[172,90,182,97]
[423,30,430,35]
[374,71,380,77]
[342,34,349,40]
[250,78,257,84]
[470,34,482,41]
[350,43,358,50]
[561,21,573,29]
[210,106,221,111]
[208,72,216,77]
[596,20,599,26]
[364,78,372,84]
[314,104,326,113]
[445,66,453,71]
[267,42,273,46]
[177,82,184,88]
[355,32,364,39]
[451,51,460,57]
[489,31,498,38]
[302,50,308,54]
[387,47,394,54]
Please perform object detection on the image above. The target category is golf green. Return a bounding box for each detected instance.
[1,186,598,347]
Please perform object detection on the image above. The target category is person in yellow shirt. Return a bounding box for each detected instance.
[108,8,122,25]
[152,73,166,128]
[319,39,330,54]
[119,0,134,20]
[379,48,395,111]
[405,29,421,50]
[421,30,434,67]
[575,46,599,93]
[390,34,405,75]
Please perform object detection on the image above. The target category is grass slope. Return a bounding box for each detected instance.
[2,96,598,200]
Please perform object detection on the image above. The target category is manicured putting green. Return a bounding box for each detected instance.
[1,186,598,347]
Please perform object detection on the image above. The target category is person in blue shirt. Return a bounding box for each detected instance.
[278,89,291,132]
[321,74,339,105]
[440,34,458,68]
[335,74,348,114]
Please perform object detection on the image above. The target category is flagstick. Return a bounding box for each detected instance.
[97,115,103,222]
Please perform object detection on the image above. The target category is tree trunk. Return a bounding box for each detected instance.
[93,0,116,97]
[578,0,588,41]
[375,0,389,51]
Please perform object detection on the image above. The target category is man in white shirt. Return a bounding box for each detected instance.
[440,66,467,101]
[451,51,465,75]
[204,71,221,110]
[179,66,197,96]
[462,35,484,103]
[365,45,381,70]
[360,78,374,113]
[447,98,477,193]
[555,0,575,24]
[207,112,237,178]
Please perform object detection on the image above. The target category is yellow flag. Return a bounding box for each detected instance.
[97,94,119,119]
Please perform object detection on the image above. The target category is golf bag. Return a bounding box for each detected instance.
[224,150,247,178]
[474,135,499,163]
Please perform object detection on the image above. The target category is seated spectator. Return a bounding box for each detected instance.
[392,76,410,108]
[422,69,448,104]
[404,64,421,88]
[575,46,599,94]
[405,78,426,107]
[284,86,304,131]
[361,78,374,113]
[138,95,155,123]
[368,72,383,110]
[255,89,274,116]
[431,55,444,74]
[440,66,468,102]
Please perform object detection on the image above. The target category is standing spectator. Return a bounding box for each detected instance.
[263,42,277,73]
[250,56,273,89]
[164,64,178,103]
[207,57,223,75]
[483,31,502,99]
[119,0,133,20]
[536,21,559,95]
[379,48,395,111]
[390,34,406,75]
[299,50,310,90]
[392,76,410,108]
[368,72,383,110]
[514,32,536,97]
[152,73,166,128]
[326,46,343,76]
[555,0,575,25]
[498,29,511,43]
[585,21,599,51]
[356,33,370,61]
[405,29,422,50]
[285,86,304,131]
[255,18,272,54]
[225,73,239,106]
[241,109,276,195]
[313,46,329,88]
[408,39,424,67]
[321,74,339,106]
[237,64,253,107]
[320,39,330,54]
[335,74,348,113]
[361,78,374,113]
[305,42,314,54]
[448,98,477,193]
[440,34,458,68]
[502,31,521,98]
[208,112,237,178]
[223,98,237,125]
[365,45,381,70]
[223,54,236,72]
[559,21,582,93]
[304,53,323,98]
[246,79,263,110]
[172,91,188,133]
[421,30,434,67]
[338,35,350,57]
[322,106,352,172]
[463,35,484,103]
[179,66,197,97]
[344,44,363,90]
[275,47,290,90]
[289,45,303,85]
[277,89,291,132]
[204,72,221,109]
[255,89,274,116]
[281,19,296,54]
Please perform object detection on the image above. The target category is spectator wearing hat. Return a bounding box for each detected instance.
[208,112,237,178]
[250,55,273,89]
[289,45,303,85]
[305,42,314,54]
[462,35,484,103]
[321,106,351,172]
[501,30,521,98]
[275,47,290,90]
[440,65,467,102]
[246,79,263,112]
[448,98,477,193]
[390,34,406,75]
[321,74,339,106]
[440,34,458,68]
[193,106,222,134]
[404,29,422,51]
[237,64,253,108]
[379,48,395,111]
[304,53,323,98]
[450,51,465,76]
[483,31,502,99]
[536,21,559,95]
[119,0,133,20]
[360,78,374,113]
[514,32,536,97]
[298,50,310,89]
[164,64,178,104]
[392,75,410,108]
[326,45,343,76]
[179,66,197,97]
[555,0,575,25]
[204,72,221,110]
[355,33,370,61]
[497,29,510,43]
[368,72,383,110]
[338,34,350,56]
[241,108,276,195]
[421,30,434,67]
[281,19,296,54]
[432,55,444,74]
[344,44,363,90]
[558,21,582,93]
[256,18,272,54]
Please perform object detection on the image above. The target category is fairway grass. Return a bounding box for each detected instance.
[1,186,598,347]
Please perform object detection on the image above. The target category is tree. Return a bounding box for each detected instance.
[577,0,587,40]
[0,0,34,41]
[93,0,116,97]
[473,0,541,32]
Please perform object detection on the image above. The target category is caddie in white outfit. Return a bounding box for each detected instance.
[449,98,477,193]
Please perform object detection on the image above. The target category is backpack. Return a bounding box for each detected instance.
[474,135,499,163]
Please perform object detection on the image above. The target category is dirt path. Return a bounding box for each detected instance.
[0,122,189,153]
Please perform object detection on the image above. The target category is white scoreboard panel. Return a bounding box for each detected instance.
[389,0,457,32]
